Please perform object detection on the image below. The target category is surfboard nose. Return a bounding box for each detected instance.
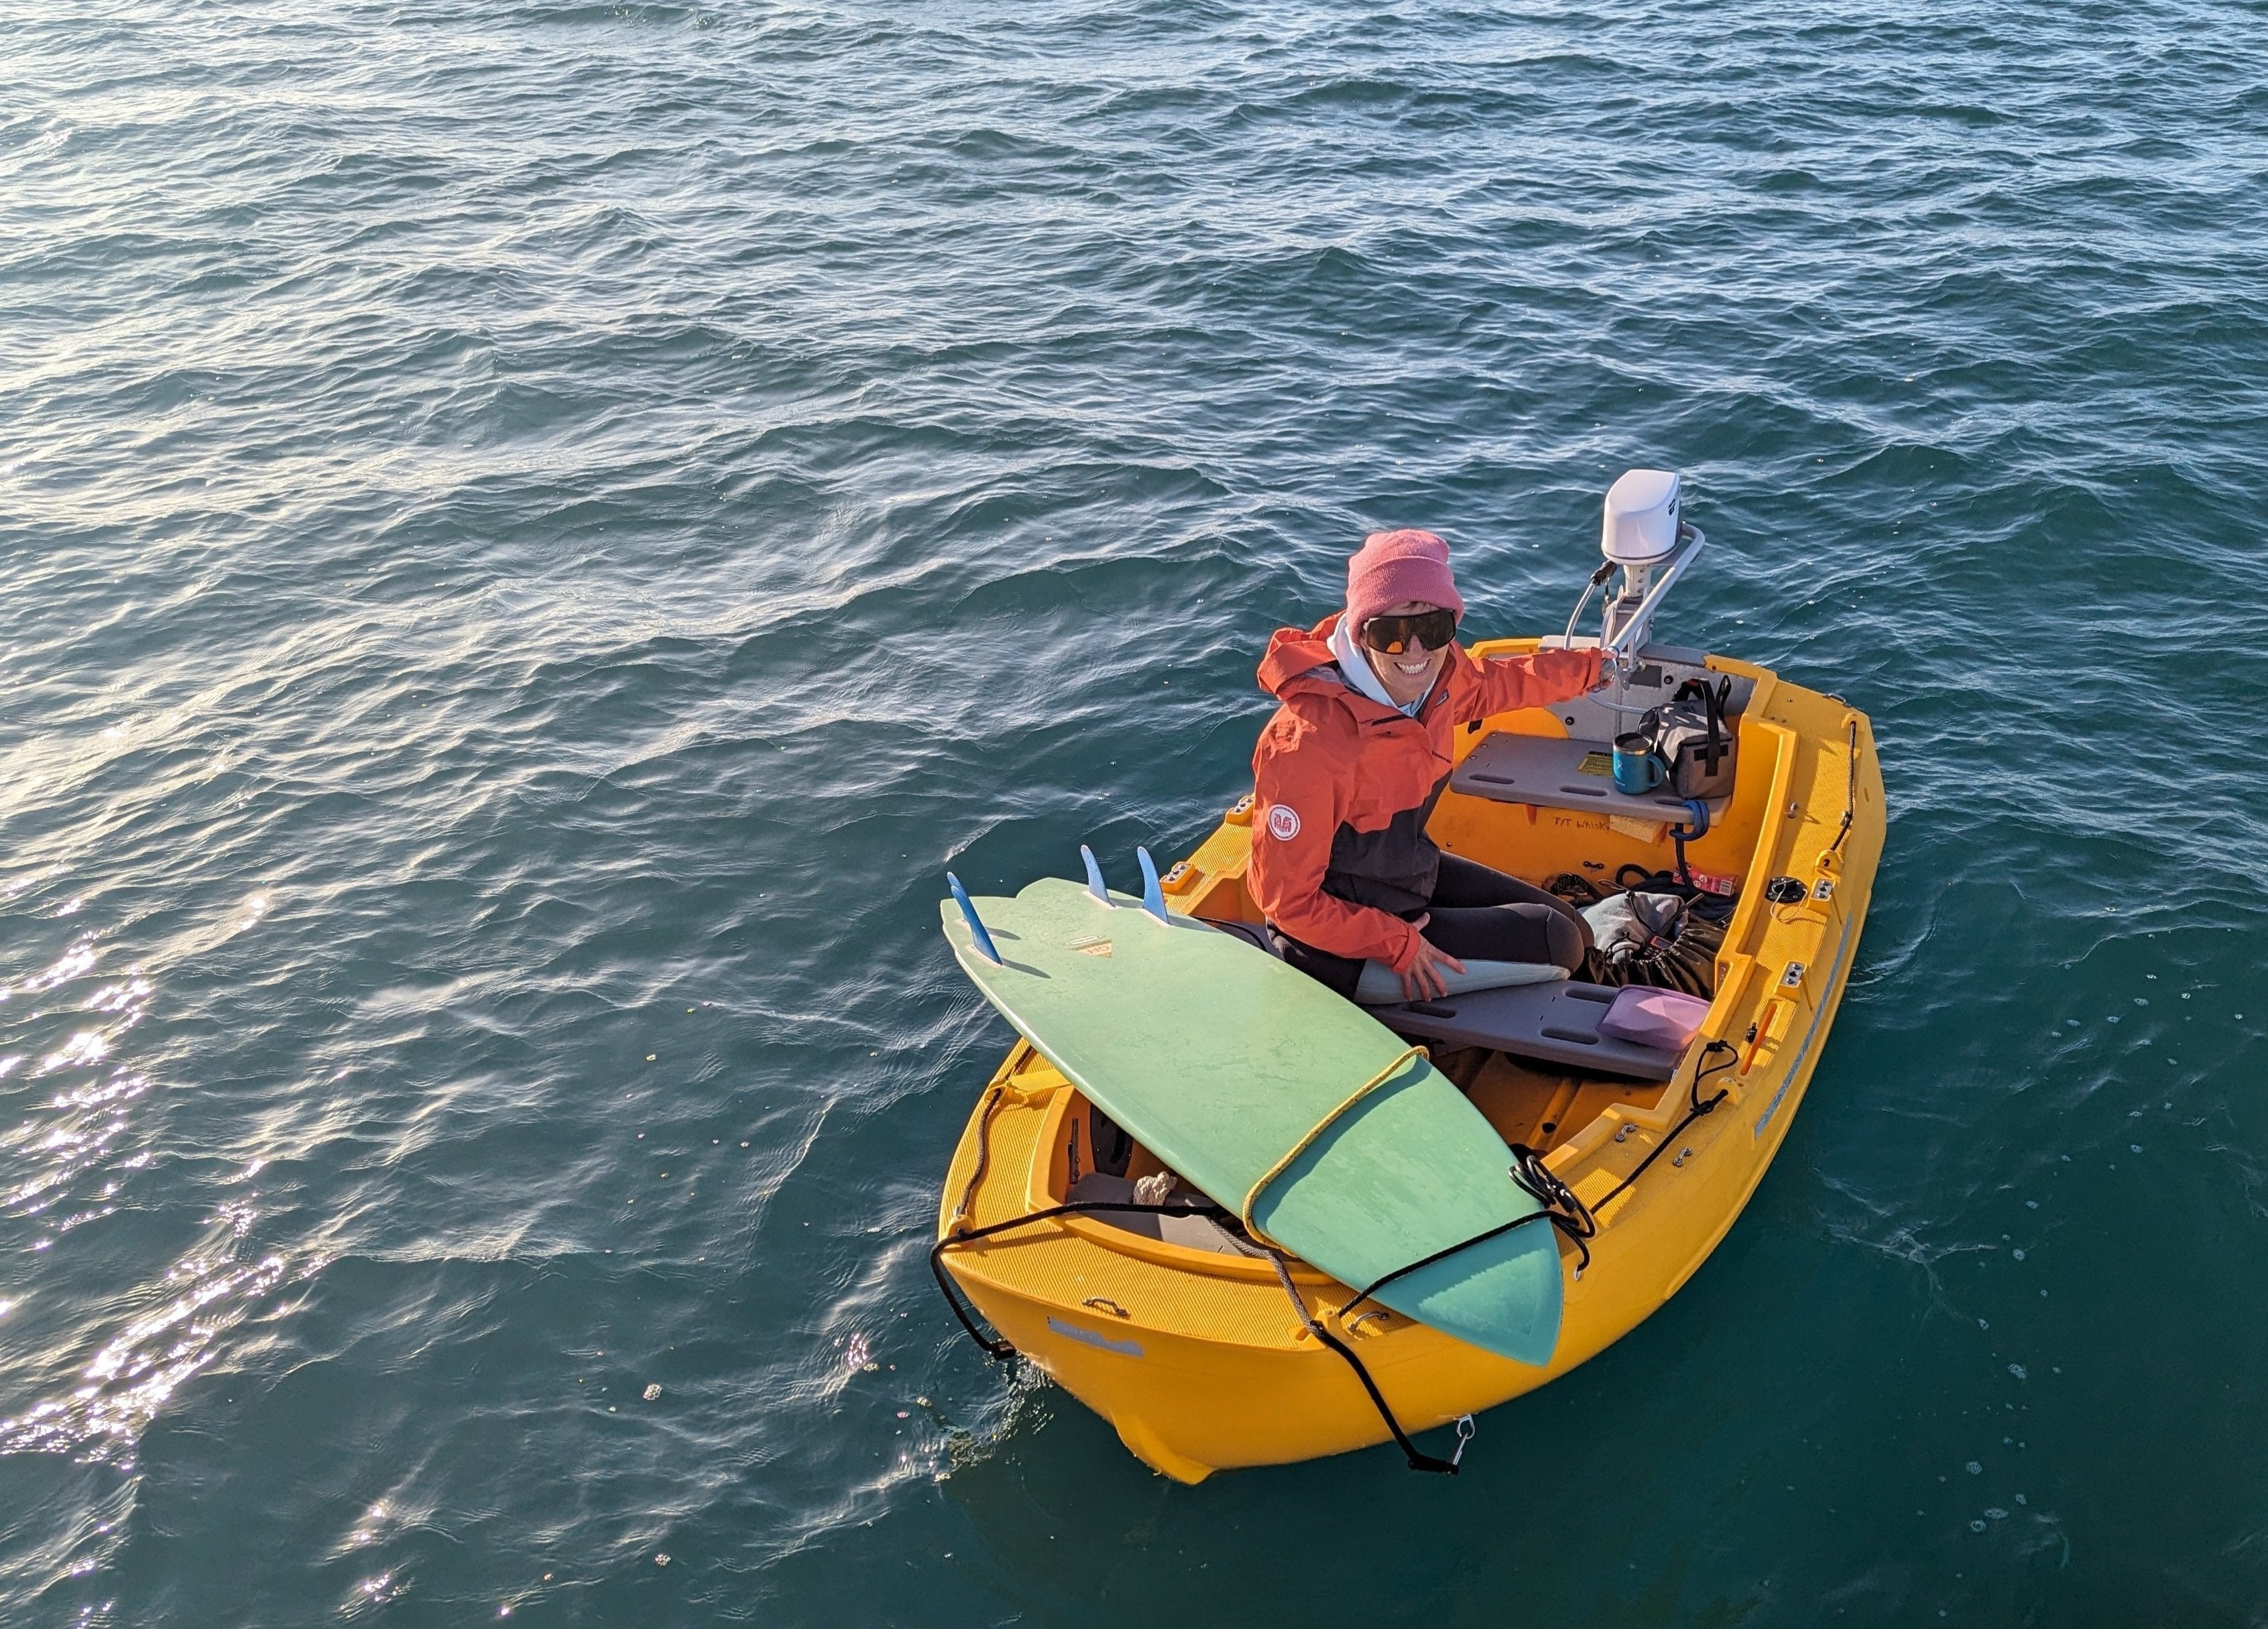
[1370,1222,1565,1368]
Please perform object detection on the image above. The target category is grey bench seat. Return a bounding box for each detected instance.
[1203,918,1683,1082]
[1367,980,1685,1082]
[1449,730,1728,825]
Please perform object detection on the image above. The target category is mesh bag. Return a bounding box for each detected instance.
[1547,871,1730,997]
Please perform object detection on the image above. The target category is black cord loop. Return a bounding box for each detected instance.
[1506,1142,1599,1274]
[1827,717,1860,855]
[1264,1251,1459,1475]
[931,1196,1463,1475]
[1590,1039,1739,1215]
[931,1197,1240,1363]
[931,1036,1750,1470]
[1337,1144,1601,1325]
[1336,1213,1543,1323]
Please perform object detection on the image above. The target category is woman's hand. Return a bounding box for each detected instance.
[1398,928,1468,1002]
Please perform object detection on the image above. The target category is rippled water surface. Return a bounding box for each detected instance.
[4,1,2266,1622]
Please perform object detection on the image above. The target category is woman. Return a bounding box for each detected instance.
[1249,528,1606,1002]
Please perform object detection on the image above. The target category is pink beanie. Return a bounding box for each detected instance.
[1345,528,1465,633]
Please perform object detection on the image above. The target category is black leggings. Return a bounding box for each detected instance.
[1270,854,1590,1001]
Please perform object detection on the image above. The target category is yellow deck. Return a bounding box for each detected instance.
[934,648,1884,1481]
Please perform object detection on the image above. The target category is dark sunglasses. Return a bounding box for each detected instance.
[1360,609,1458,655]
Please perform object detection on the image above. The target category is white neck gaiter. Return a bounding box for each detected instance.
[1329,614,1424,717]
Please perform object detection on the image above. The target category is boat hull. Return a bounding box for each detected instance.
[935,653,1883,1480]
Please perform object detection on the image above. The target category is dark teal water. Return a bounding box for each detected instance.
[4,2,2266,1623]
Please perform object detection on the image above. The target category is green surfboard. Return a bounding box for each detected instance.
[941,876,1563,1366]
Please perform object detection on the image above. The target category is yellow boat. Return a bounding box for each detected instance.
[931,479,1883,1482]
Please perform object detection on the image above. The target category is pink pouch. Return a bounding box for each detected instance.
[1597,986,1712,1051]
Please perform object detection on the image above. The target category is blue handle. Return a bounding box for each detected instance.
[1669,799,1709,888]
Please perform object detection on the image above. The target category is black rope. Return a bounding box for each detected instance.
[1280,1037,1744,1349]
[1545,871,1610,906]
[1507,1143,1598,1274]
[1589,1040,1740,1215]
[947,1085,1006,1232]
[931,1195,1462,1475]
[930,1197,1237,1363]
[1337,1143,1604,1325]
[930,1233,1016,1359]
[933,1039,1744,1466]
[1336,1213,1546,1321]
[1827,717,1859,855]
[1264,1251,1459,1475]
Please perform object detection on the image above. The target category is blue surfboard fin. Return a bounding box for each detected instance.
[1135,847,1169,922]
[946,873,1003,963]
[1080,845,1110,904]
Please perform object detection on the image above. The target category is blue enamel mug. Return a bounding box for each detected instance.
[1612,731,1664,795]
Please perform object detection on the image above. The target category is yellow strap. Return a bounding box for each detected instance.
[1240,1044,1429,1246]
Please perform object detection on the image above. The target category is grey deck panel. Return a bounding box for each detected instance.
[1449,729,1730,825]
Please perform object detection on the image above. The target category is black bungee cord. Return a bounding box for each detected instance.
[1588,1039,1740,1216]
[929,1197,1464,1474]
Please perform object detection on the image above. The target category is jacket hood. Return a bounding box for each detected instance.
[1259,613,1453,723]
[1256,615,1348,701]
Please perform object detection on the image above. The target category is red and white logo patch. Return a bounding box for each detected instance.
[1266,804,1301,841]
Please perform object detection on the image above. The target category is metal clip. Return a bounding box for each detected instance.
[1451,1414,1476,1468]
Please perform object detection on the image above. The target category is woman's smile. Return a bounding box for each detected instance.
[1362,598,1453,706]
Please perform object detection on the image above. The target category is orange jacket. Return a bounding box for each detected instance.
[1248,615,1603,973]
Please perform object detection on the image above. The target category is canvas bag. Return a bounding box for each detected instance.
[1578,891,1722,998]
[1648,676,1738,800]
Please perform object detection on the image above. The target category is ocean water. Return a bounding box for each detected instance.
[3,1,2266,1622]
